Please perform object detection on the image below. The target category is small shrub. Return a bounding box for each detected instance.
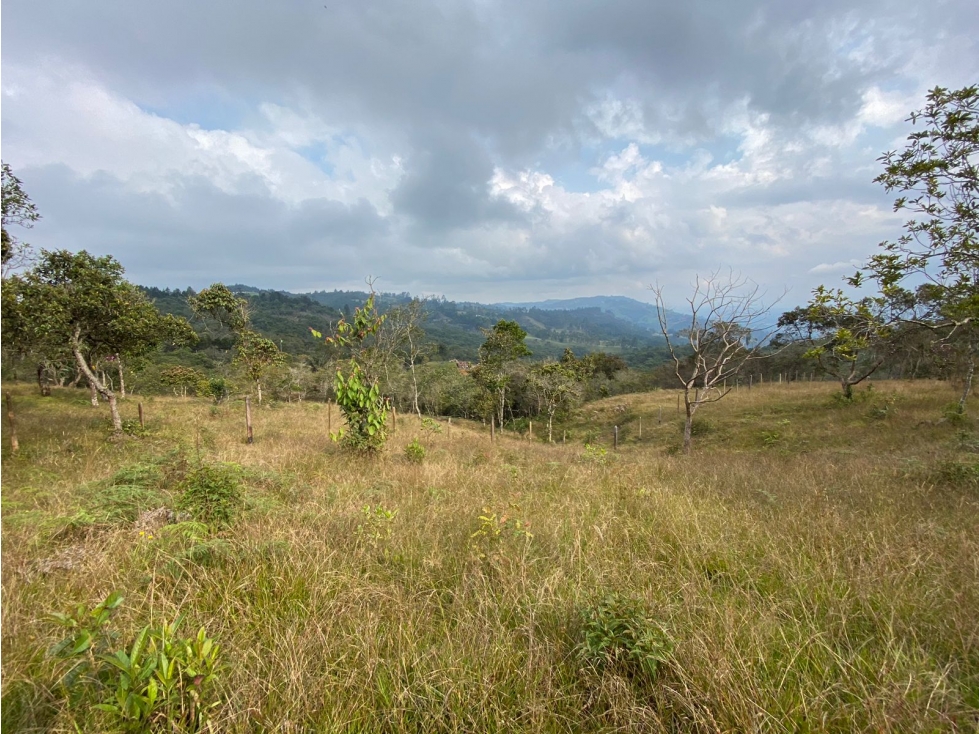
[356,504,398,549]
[680,417,713,437]
[420,417,442,434]
[760,430,781,447]
[943,403,971,426]
[933,459,979,487]
[470,505,533,560]
[404,439,426,464]
[47,591,221,732]
[177,464,243,528]
[577,593,673,682]
[582,443,613,466]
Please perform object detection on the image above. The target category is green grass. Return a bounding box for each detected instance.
[2,380,978,732]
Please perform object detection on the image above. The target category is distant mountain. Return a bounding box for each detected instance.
[143,286,670,364]
[495,295,686,333]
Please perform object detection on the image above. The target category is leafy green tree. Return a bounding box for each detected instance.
[2,250,196,432]
[1,162,41,277]
[472,319,531,426]
[311,292,389,452]
[778,287,894,400]
[189,284,284,403]
[850,86,979,410]
[528,360,585,442]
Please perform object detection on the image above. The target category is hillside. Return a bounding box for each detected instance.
[2,380,976,731]
[496,295,684,332]
[143,286,671,364]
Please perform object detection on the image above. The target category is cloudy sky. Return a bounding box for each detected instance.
[2,0,977,306]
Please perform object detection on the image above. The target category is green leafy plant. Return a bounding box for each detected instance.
[311,292,389,452]
[470,505,533,560]
[577,593,673,682]
[420,416,442,433]
[356,504,398,549]
[96,621,220,731]
[404,439,426,464]
[582,443,613,466]
[47,592,221,732]
[48,591,125,690]
[177,463,243,528]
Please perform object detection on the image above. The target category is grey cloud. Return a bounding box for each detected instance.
[391,129,527,232]
[19,164,390,288]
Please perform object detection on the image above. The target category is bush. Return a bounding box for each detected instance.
[404,439,426,464]
[578,593,673,682]
[679,417,712,436]
[47,591,221,732]
[177,464,243,528]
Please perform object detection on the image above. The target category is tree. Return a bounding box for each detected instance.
[2,250,196,432]
[377,299,430,416]
[653,272,779,454]
[528,359,586,442]
[1,162,41,277]
[853,85,979,409]
[472,319,531,426]
[189,284,283,403]
[778,287,894,400]
[311,292,389,452]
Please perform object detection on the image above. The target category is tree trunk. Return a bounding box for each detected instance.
[842,381,853,401]
[682,393,694,455]
[72,331,122,433]
[548,410,554,443]
[117,358,126,399]
[36,364,51,396]
[958,355,975,414]
[89,380,99,406]
[410,359,421,417]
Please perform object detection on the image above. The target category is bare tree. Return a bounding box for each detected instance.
[380,299,430,416]
[652,271,782,454]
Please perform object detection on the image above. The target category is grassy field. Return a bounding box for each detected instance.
[2,380,978,732]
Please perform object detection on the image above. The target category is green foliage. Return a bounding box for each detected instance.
[177,464,243,528]
[2,161,41,274]
[577,593,673,681]
[933,459,979,487]
[582,443,613,466]
[47,592,220,732]
[469,505,533,559]
[356,504,398,549]
[332,364,389,451]
[857,86,978,318]
[315,292,390,452]
[189,284,283,398]
[680,417,713,437]
[2,250,197,430]
[420,416,443,433]
[404,439,426,464]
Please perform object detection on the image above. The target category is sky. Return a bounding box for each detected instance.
[2,0,977,308]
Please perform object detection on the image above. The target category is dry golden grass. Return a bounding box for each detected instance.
[2,380,978,732]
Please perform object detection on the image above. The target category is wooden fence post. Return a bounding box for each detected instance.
[392,406,397,434]
[138,402,144,431]
[328,400,332,435]
[639,415,642,439]
[749,374,753,390]
[491,415,495,442]
[613,425,619,451]
[529,420,533,441]
[6,393,19,454]
[245,396,254,444]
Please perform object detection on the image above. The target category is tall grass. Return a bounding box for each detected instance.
[2,380,977,732]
